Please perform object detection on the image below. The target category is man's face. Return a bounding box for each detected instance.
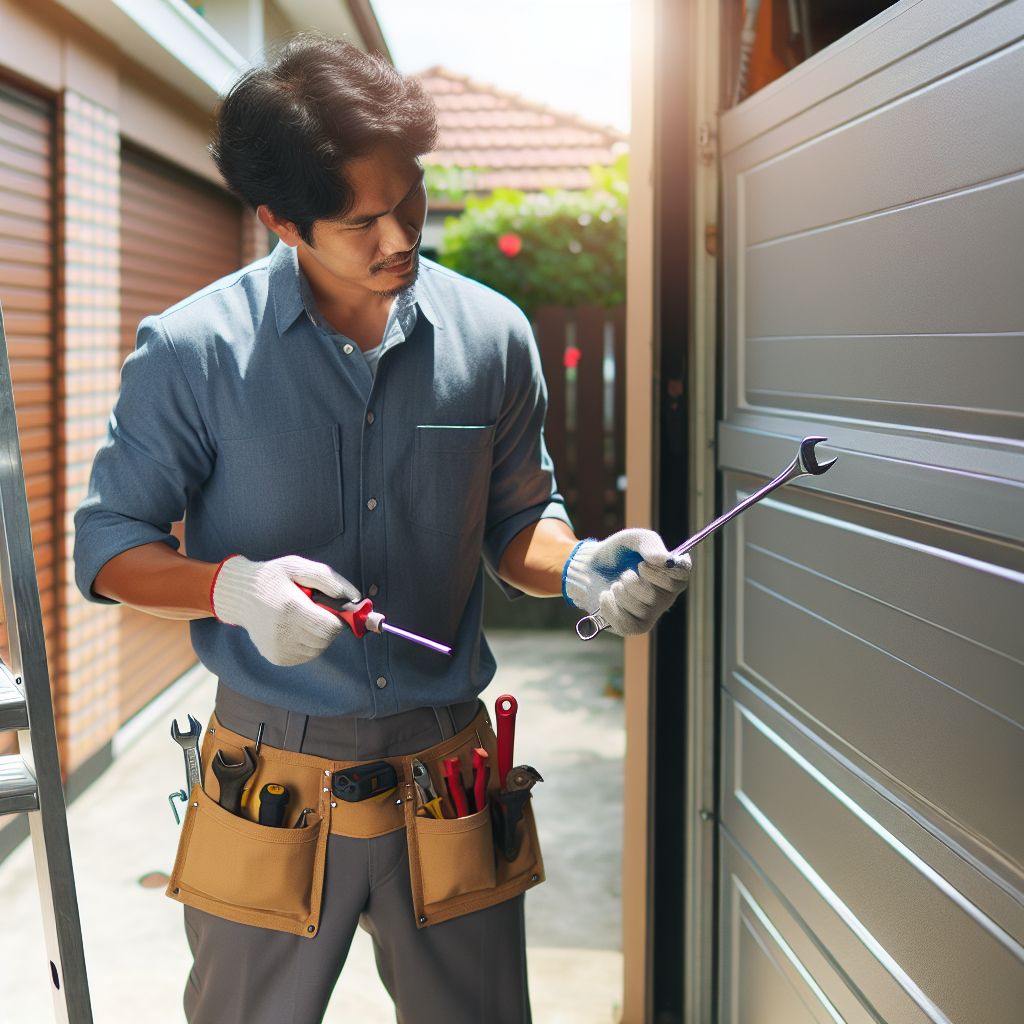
[271,146,428,301]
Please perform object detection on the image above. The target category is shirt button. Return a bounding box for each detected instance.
[366,411,375,425]
[343,343,354,354]
[366,497,378,511]
[368,584,379,597]
[375,676,388,689]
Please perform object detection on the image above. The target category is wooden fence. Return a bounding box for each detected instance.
[532,304,626,540]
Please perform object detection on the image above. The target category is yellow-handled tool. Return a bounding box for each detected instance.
[411,758,444,819]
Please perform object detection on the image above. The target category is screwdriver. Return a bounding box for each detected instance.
[257,783,290,827]
[298,587,453,657]
[443,756,470,818]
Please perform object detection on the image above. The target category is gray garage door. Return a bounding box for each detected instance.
[715,2,1024,1021]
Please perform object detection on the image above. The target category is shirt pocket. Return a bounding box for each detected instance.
[215,424,344,559]
[409,424,496,538]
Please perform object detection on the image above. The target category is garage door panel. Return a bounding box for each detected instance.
[744,333,1023,435]
[719,422,1024,547]
[721,692,1024,1024]
[120,205,240,255]
[722,834,886,1024]
[733,582,1023,875]
[742,493,1024,673]
[720,0,1015,166]
[717,3,1024,1017]
[743,38,1024,246]
[732,889,841,1024]
[744,172,1024,340]
[729,499,1024,878]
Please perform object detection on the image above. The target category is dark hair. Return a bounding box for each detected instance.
[210,34,438,243]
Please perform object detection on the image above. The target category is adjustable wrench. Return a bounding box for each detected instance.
[212,746,258,816]
[576,436,838,640]
[492,765,543,863]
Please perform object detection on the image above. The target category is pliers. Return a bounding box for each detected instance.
[411,759,444,819]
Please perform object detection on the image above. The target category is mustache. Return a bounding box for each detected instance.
[371,243,420,274]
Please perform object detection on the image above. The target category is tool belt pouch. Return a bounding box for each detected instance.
[402,707,544,929]
[165,717,331,939]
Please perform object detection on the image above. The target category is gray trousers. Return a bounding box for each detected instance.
[183,683,532,1024]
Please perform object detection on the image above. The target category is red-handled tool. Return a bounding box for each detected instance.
[495,694,517,789]
[472,747,489,813]
[443,756,470,818]
[298,586,453,656]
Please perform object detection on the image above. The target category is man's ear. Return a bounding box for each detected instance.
[257,204,304,247]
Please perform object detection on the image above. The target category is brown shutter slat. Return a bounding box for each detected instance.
[0,238,50,264]
[0,96,50,133]
[118,146,243,717]
[0,261,51,288]
[0,173,51,203]
[0,188,50,221]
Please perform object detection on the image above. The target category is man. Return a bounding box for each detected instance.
[74,35,690,1024]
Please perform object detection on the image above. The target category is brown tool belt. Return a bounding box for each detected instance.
[166,705,544,936]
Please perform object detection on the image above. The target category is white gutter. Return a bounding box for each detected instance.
[54,0,249,105]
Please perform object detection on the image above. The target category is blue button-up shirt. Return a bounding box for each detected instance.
[74,243,571,716]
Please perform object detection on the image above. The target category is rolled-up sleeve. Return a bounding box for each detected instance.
[73,317,214,604]
[482,314,573,596]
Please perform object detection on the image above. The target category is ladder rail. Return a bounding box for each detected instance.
[0,301,94,1022]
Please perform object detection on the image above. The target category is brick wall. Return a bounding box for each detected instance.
[58,90,122,773]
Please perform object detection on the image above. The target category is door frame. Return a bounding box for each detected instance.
[621,1,721,1021]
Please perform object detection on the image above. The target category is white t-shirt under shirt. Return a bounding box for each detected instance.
[362,342,382,376]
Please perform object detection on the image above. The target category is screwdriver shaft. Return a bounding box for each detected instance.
[380,621,453,657]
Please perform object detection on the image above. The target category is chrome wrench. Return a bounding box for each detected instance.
[169,714,203,823]
[575,436,838,640]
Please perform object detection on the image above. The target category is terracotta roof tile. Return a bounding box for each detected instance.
[414,66,626,196]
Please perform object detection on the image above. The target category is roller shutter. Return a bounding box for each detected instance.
[0,84,57,733]
[716,2,1024,1021]
[118,145,243,721]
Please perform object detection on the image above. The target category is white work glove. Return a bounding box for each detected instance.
[210,554,361,666]
[562,528,691,636]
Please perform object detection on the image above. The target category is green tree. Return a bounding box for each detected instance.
[437,154,627,316]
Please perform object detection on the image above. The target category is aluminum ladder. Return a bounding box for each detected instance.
[0,301,93,1021]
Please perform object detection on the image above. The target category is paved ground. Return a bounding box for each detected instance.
[0,630,625,1023]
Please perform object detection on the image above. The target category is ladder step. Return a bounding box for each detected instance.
[0,665,28,731]
[0,755,39,815]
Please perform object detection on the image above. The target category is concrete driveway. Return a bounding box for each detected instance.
[0,630,624,1023]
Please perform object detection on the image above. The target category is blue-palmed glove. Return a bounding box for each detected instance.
[562,528,691,636]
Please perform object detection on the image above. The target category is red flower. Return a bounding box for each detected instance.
[563,346,582,369]
[498,233,523,258]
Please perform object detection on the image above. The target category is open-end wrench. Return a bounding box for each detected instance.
[576,436,838,640]
[169,714,203,824]
[171,714,203,792]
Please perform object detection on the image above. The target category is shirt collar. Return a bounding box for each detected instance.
[270,241,444,336]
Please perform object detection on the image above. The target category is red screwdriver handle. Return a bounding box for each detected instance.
[495,693,517,789]
[298,586,373,638]
[443,756,470,818]
[472,747,489,813]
